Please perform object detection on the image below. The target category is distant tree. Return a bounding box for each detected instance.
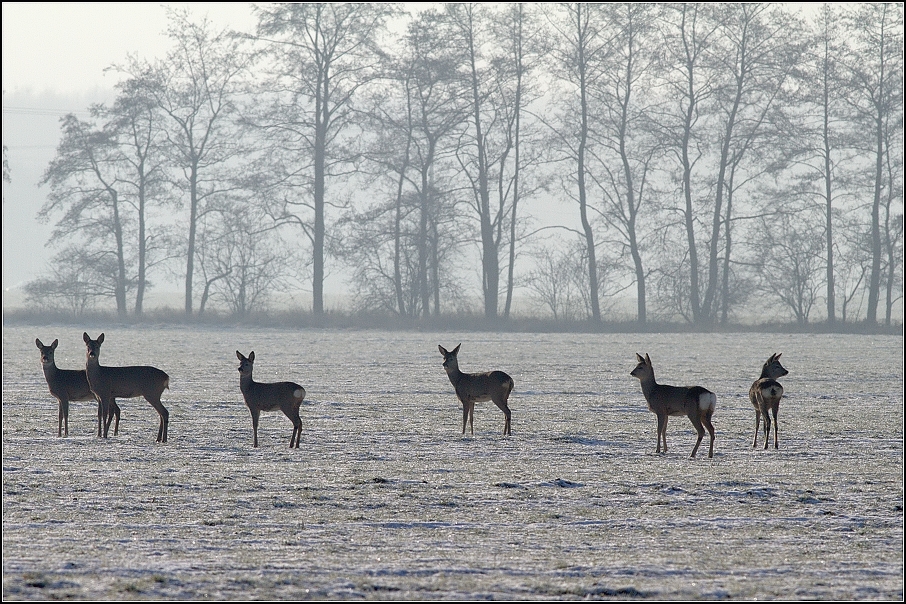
[24,246,109,315]
[542,3,614,322]
[200,202,289,318]
[840,2,904,324]
[755,208,826,324]
[124,8,252,318]
[250,3,397,316]
[781,4,854,325]
[105,77,173,316]
[399,8,471,317]
[39,112,132,317]
[584,2,662,324]
[524,239,586,321]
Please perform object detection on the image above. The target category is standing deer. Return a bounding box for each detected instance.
[236,351,306,448]
[438,344,514,436]
[82,333,170,442]
[36,338,120,437]
[750,352,789,450]
[630,353,716,458]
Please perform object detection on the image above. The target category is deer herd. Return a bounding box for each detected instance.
[34,333,790,458]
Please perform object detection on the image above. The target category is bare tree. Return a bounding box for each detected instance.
[250,3,396,316]
[840,2,903,324]
[125,8,252,318]
[755,208,826,324]
[39,112,132,317]
[543,3,616,322]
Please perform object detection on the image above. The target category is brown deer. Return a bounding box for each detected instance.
[630,353,716,458]
[82,333,170,442]
[36,338,120,437]
[438,344,514,436]
[749,352,789,450]
[236,351,306,448]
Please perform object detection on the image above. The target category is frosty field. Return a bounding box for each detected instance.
[2,325,903,600]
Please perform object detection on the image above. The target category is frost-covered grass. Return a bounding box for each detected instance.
[3,326,903,600]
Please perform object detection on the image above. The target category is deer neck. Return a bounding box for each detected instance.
[638,371,658,399]
[42,362,59,381]
[239,373,255,393]
[85,356,101,378]
[444,364,463,387]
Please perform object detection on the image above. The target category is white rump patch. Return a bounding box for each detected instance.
[294,388,305,399]
[698,391,716,412]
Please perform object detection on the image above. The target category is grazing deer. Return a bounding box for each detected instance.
[236,351,306,448]
[82,333,170,442]
[36,338,121,437]
[630,353,717,458]
[750,352,789,450]
[438,344,514,436]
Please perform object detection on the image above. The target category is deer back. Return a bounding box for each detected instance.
[452,370,514,404]
[90,364,170,399]
[240,378,305,412]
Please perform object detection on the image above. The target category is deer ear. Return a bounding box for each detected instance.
[635,353,645,363]
[98,333,105,344]
[36,338,42,349]
[775,352,782,359]
[645,353,651,365]
[438,345,447,356]
[236,351,243,360]
[83,332,90,343]
[249,351,255,362]
[452,343,461,355]
[52,339,58,349]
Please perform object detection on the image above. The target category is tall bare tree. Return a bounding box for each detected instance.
[840,2,903,324]
[251,3,396,316]
[124,9,251,317]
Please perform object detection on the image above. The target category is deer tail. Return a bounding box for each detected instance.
[698,391,716,414]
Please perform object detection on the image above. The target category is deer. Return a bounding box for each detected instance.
[630,353,717,459]
[82,332,170,442]
[236,351,306,448]
[36,338,120,437]
[438,344,515,436]
[749,352,789,450]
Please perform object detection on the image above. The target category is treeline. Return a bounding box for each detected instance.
[22,3,904,327]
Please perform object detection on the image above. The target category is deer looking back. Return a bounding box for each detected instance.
[82,332,170,442]
[630,353,716,459]
[749,353,789,449]
[439,344,514,436]
[36,337,120,437]
[236,351,305,448]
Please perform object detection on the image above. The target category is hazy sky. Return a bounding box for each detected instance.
[2,3,259,295]
[2,2,257,95]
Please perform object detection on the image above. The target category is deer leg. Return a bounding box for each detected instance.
[146,398,169,443]
[102,398,116,438]
[97,399,104,438]
[285,408,302,448]
[58,399,66,437]
[771,404,779,449]
[111,401,121,436]
[761,405,771,451]
[703,411,716,459]
[688,412,706,458]
[461,402,469,435]
[655,414,667,453]
[752,411,761,448]
[250,408,261,448]
[492,399,512,436]
[468,402,475,435]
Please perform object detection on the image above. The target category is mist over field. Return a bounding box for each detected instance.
[2,325,903,600]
